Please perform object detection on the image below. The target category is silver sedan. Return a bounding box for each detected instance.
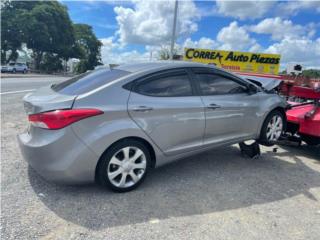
[18,62,287,192]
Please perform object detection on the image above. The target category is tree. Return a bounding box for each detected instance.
[158,46,179,60]
[302,69,320,78]
[1,1,77,68]
[73,24,102,73]
[1,1,28,64]
[24,1,76,69]
[40,53,63,73]
[1,0,102,73]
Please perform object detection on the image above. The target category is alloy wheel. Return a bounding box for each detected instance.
[266,115,283,142]
[107,146,147,188]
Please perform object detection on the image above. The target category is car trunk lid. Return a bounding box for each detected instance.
[23,85,76,115]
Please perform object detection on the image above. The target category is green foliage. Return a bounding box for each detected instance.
[302,69,320,78]
[39,53,63,73]
[1,0,101,72]
[73,24,102,73]
[280,69,320,78]
[1,1,27,63]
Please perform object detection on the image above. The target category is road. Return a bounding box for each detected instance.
[1,76,320,240]
[1,76,67,94]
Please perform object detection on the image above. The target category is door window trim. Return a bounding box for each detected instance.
[190,67,249,96]
[129,68,197,97]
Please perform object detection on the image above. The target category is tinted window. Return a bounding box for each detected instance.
[196,73,246,95]
[135,73,193,97]
[52,68,130,95]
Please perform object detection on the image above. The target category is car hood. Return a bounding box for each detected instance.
[239,75,282,91]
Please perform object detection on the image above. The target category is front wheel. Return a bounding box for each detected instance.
[259,110,285,146]
[96,139,151,192]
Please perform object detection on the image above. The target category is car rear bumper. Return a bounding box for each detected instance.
[18,127,99,184]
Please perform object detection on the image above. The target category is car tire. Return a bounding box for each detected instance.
[259,110,285,146]
[12,68,16,73]
[96,139,151,192]
[23,69,27,74]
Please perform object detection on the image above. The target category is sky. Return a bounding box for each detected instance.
[61,0,320,69]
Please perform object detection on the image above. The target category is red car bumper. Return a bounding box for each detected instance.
[286,103,320,137]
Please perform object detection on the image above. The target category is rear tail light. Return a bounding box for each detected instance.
[28,109,103,130]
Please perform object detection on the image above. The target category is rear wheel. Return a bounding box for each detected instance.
[96,139,151,192]
[259,110,285,146]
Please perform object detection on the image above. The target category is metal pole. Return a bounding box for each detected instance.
[170,0,178,60]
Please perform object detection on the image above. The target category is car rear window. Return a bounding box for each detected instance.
[52,68,130,95]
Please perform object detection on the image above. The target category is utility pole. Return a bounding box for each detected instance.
[170,0,178,60]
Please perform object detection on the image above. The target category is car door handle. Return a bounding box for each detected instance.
[132,106,153,112]
[207,104,221,110]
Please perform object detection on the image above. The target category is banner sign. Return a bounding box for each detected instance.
[184,48,281,74]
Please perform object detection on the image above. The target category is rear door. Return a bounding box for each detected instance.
[191,68,261,146]
[128,69,205,155]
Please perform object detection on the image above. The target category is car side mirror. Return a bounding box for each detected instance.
[247,84,258,95]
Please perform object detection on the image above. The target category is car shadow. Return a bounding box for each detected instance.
[277,143,319,162]
[28,145,320,230]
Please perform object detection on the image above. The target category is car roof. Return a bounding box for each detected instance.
[115,61,217,73]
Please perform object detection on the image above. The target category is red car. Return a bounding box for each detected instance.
[285,86,320,146]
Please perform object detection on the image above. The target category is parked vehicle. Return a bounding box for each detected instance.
[239,73,320,146]
[1,62,28,73]
[283,85,320,146]
[18,62,287,192]
[286,101,320,146]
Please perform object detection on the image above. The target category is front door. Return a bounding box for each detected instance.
[128,69,205,155]
[191,69,260,146]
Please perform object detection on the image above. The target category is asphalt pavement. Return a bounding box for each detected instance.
[1,76,67,94]
[1,75,320,240]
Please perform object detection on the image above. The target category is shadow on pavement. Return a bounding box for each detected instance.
[28,145,320,230]
[278,143,319,162]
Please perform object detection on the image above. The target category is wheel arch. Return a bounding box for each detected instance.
[94,136,157,183]
[258,106,286,135]
[258,106,287,146]
[268,106,287,131]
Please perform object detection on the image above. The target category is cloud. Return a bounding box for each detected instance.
[265,37,320,67]
[182,21,261,52]
[277,0,320,16]
[98,1,319,69]
[114,0,199,46]
[216,0,275,20]
[249,17,316,41]
[100,37,150,64]
[96,23,118,30]
[217,21,256,50]
[183,37,217,49]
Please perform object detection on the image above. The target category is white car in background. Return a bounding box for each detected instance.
[1,62,28,73]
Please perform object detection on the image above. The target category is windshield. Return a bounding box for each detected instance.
[52,68,130,95]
